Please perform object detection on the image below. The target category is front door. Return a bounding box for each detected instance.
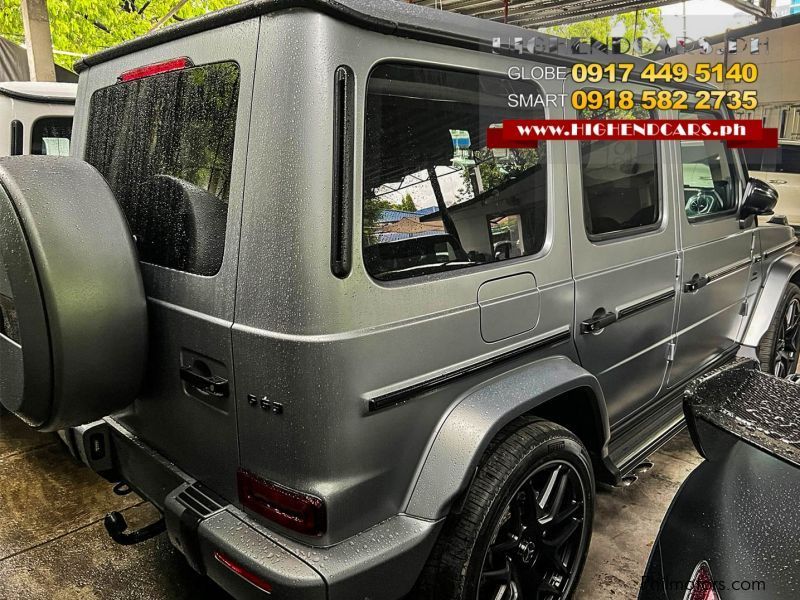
[668,111,754,387]
[566,100,679,427]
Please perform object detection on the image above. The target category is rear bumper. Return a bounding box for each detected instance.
[73,417,442,600]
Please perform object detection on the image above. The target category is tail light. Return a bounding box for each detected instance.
[213,551,273,594]
[686,561,720,600]
[237,469,326,536]
[119,57,193,82]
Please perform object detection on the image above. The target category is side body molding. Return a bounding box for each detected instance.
[404,356,609,521]
[741,252,800,349]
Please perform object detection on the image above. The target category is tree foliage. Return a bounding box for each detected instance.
[546,8,669,55]
[398,193,417,212]
[0,0,240,70]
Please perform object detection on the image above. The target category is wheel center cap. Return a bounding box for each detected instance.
[518,539,536,564]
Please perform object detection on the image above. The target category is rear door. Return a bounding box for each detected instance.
[667,111,753,388]
[75,23,259,502]
[565,88,679,427]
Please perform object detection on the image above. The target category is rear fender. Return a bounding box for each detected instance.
[404,356,608,521]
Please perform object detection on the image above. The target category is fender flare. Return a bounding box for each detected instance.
[741,252,800,349]
[403,355,609,521]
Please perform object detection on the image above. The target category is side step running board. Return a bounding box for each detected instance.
[104,510,166,545]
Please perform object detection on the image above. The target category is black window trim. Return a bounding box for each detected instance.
[360,59,554,286]
[9,120,23,155]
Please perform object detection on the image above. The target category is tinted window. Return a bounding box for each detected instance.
[31,117,72,156]
[363,64,547,281]
[579,106,659,239]
[679,112,738,219]
[86,62,240,276]
[743,144,800,174]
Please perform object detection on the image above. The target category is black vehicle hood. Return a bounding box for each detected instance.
[642,438,800,600]
[641,363,800,599]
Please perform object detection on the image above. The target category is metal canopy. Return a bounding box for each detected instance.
[409,0,772,28]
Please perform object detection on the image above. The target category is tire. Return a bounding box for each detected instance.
[0,156,147,431]
[758,282,800,377]
[415,417,594,600]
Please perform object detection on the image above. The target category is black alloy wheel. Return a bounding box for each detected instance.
[414,418,594,600]
[773,297,800,377]
[760,283,800,378]
[478,460,589,600]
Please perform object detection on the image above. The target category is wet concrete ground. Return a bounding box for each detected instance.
[0,409,701,599]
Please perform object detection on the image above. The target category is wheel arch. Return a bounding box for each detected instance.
[741,251,800,349]
[403,355,610,521]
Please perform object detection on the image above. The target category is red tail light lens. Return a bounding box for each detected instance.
[687,561,720,600]
[237,469,326,536]
[119,57,193,82]
[213,551,273,594]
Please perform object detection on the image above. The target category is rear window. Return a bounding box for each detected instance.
[363,63,547,281]
[86,61,240,276]
[31,117,72,156]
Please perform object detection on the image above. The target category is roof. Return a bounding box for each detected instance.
[74,0,669,81]
[377,230,443,243]
[0,81,77,104]
[646,11,800,60]
[411,0,698,28]
[698,10,800,45]
[378,209,421,222]
[378,207,441,222]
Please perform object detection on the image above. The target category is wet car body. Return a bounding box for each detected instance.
[0,1,798,599]
[640,363,800,600]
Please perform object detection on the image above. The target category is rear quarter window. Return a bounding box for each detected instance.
[85,61,240,276]
[363,63,548,282]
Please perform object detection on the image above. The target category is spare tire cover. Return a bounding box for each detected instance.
[0,156,147,431]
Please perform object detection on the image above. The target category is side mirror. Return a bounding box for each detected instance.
[739,177,778,228]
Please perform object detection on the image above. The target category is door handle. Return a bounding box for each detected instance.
[580,310,617,334]
[180,364,229,397]
[683,274,710,293]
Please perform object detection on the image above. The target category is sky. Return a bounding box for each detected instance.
[655,0,781,43]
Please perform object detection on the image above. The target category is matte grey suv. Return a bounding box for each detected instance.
[0,1,797,599]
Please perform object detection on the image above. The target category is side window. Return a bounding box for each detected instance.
[578,105,660,240]
[31,117,72,156]
[362,63,547,281]
[679,111,739,220]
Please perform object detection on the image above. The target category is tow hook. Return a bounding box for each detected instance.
[103,511,166,545]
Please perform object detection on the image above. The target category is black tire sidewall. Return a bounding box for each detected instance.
[457,426,595,599]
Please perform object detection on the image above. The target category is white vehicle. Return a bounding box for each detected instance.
[0,81,76,156]
[747,141,800,224]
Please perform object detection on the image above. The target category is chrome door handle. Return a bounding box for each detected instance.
[580,311,617,334]
[683,274,710,293]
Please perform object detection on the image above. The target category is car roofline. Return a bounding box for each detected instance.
[0,84,76,105]
[73,0,712,91]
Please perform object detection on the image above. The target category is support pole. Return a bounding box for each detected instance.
[20,0,56,82]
